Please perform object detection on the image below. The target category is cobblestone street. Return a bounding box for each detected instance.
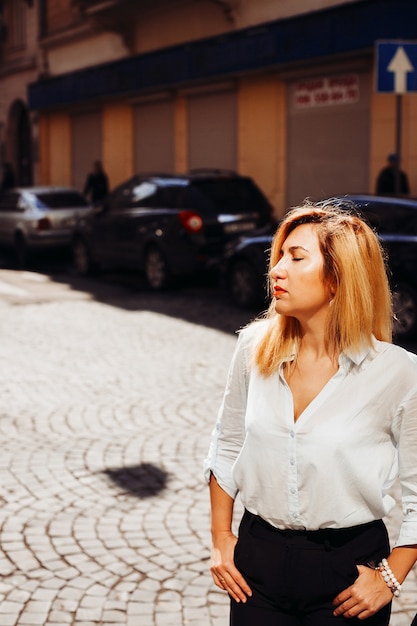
[0,268,416,626]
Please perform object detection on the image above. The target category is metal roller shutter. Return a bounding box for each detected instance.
[71,111,102,193]
[187,90,237,172]
[287,71,371,206]
[134,99,175,174]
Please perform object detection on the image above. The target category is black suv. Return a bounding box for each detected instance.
[72,170,273,289]
[223,194,417,339]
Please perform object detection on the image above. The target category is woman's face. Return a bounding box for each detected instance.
[269,223,332,324]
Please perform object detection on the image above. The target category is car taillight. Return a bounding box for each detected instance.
[36,217,52,231]
[179,210,203,233]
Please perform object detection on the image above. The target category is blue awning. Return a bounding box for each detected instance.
[28,0,417,111]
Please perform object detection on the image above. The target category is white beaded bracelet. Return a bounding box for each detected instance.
[377,558,402,597]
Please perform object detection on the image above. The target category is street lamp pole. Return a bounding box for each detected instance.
[395,93,402,195]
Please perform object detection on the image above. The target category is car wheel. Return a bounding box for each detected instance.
[227,258,266,309]
[144,246,170,290]
[73,237,94,275]
[14,233,28,269]
[392,283,417,339]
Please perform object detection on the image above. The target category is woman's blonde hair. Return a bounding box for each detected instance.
[254,198,393,376]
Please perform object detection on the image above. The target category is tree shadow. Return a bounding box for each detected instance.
[103,462,169,498]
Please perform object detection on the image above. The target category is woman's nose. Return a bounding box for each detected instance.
[270,259,286,279]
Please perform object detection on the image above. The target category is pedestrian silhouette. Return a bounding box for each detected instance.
[83,160,109,205]
[1,162,16,190]
[376,153,409,195]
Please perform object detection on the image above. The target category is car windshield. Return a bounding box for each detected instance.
[32,191,90,209]
[187,179,271,219]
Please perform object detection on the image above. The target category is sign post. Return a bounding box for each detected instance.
[376,41,417,194]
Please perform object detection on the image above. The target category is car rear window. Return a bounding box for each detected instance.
[183,179,272,221]
[355,202,417,235]
[34,192,90,209]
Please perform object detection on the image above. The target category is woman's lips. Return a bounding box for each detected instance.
[274,286,287,296]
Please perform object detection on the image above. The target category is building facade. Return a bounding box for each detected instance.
[1,0,417,214]
[0,0,39,186]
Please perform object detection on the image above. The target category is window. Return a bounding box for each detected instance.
[32,191,90,209]
[3,0,26,51]
[183,178,271,222]
[108,178,182,211]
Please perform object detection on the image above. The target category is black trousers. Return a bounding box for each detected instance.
[231,510,391,626]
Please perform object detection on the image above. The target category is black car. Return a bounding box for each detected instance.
[222,221,277,309]
[72,170,273,289]
[223,194,417,339]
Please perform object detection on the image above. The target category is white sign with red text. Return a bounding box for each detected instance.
[294,75,359,109]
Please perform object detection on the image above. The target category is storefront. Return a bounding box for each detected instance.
[28,0,417,214]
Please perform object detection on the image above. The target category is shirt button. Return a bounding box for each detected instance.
[290,487,296,494]
[290,430,295,438]
[290,458,295,465]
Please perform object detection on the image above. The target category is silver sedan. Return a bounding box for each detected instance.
[0,186,93,266]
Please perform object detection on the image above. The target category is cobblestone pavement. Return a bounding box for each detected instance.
[0,268,416,626]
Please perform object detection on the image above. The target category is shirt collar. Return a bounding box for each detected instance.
[339,337,377,368]
[280,337,377,369]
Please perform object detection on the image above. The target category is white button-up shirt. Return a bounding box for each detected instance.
[204,320,417,547]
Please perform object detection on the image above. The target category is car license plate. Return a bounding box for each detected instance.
[224,221,256,234]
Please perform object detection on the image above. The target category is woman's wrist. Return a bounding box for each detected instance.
[211,528,233,537]
[376,558,402,597]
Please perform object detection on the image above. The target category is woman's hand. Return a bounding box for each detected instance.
[332,565,393,620]
[210,530,252,603]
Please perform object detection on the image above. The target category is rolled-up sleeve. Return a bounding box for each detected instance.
[203,329,251,499]
[395,383,417,547]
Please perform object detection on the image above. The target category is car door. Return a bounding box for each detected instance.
[101,180,180,269]
[108,180,158,267]
[105,179,160,268]
[86,179,160,269]
[83,181,137,268]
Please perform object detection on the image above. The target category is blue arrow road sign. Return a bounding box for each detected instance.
[376,41,417,93]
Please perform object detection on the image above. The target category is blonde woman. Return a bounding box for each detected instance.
[205,200,417,626]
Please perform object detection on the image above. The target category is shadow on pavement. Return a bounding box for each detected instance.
[104,463,169,498]
[0,248,258,334]
[50,267,260,336]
